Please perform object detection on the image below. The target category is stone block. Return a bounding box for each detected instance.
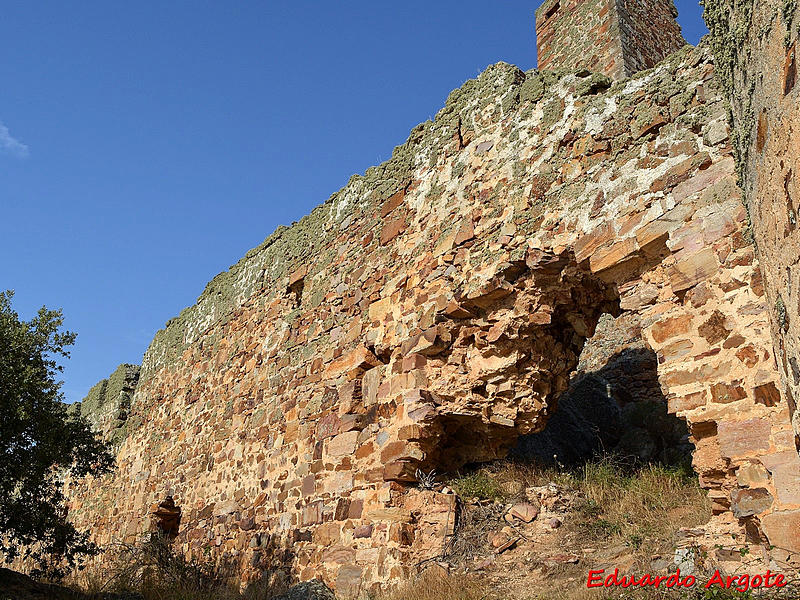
[325,347,381,379]
[589,237,639,273]
[669,247,719,292]
[753,381,781,407]
[761,510,800,553]
[730,488,773,518]
[650,314,693,344]
[761,451,800,505]
[737,462,770,488]
[380,215,407,245]
[718,419,771,458]
[327,431,359,457]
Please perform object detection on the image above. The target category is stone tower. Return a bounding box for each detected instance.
[535,0,686,80]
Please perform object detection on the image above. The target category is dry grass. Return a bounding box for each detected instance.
[67,538,291,600]
[448,457,711,555]
[371,570,800,600]
[568,459,711,551]
[373,568,498,600]
[375,572,800,600]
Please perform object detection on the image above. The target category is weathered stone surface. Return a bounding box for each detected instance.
[730,488,773,518]
[718,419,771,458]
[69,363,140,446]
[508,503,539,523]
[60,32,798,591]
[760,510,800,554]
[704,0,800,482]
[535,0,684,80]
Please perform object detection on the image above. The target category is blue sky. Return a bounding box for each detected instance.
[1,1,708,404]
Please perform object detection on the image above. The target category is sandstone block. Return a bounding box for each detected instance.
[669,247,719,292]
[730,488,773,518]
[380,215,406,245]
[325,347,381,379]
[761,510,800,553]
[589,237,639,273]
[718,419,771,458]
[737,462,770,488]
[508,503,539,523]
[650,314,693,344]
[327,431,359,457]
[760,451,800,505]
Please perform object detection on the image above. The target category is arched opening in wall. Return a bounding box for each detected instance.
[405,252,712,576]
[408,249,699,479]
[512,312,694,470]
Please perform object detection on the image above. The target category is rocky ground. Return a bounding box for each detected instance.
[399,461,800,600]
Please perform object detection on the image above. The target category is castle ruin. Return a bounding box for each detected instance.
[63,1,800,595]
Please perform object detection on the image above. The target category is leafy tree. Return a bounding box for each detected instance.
[0,290,113,577]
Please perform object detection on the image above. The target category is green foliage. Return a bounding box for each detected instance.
[0,290,114,577]
[449,471,506,501]
[700,588,754,600]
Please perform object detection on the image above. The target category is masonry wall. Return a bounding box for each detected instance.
[535,0,626,79]
[70,364,140,447]
[703,0,800,556]
[66,43,799,594]
[617,0,686,75]
[535,0,685,80]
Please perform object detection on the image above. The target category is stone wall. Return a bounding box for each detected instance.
[536,0,625,78]
[535,0,685,80]
[70,364,140,447]
[617,0,686,76]
[67,42,798,594]
[703,0,800,556]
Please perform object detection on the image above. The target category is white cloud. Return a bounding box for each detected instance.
[0,121,29,158]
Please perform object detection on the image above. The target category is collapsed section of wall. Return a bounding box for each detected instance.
[66,42,797,593]
[70,364,140,447]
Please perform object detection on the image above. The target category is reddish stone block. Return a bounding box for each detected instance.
[380,189,406,218]
[380,215,407,245]
[334,497,350,521]
[753,382,781,407]
[718,419,771,458]
[348,499,363,519]
[316,413,341,439]
[383,461,418,482]
[302,475,316,497]
[454,219,475,245]
[354,524,373,538]
[650,314,693,344]
[709,382,747,404]
[402,353,427,372]
[761,510,800,553]
[669,247,719,292]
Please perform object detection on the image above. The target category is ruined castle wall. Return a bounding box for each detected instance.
[70,364,140,447]
[67,44,798,594]
[703,0,800,554]
[616,0,686,76]
[535,0,685,80]
[535,0,627,79]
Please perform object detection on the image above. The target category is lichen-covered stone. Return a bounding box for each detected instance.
[60,40,799,593]
[703,0,800,467]
[71,363,140,446]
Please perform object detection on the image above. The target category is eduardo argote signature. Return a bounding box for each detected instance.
[587,568,788,592]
